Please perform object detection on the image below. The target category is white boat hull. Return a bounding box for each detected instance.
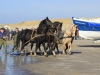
[79,30,100,39]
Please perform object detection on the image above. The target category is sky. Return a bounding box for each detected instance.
[0,0,100,24]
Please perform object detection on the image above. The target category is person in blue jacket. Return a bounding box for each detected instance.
[0,28,7,54]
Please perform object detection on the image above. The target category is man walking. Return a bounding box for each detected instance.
[0,28,7,54]
[12,27,19,51]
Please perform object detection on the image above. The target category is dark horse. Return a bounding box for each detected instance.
[41,17,63,54]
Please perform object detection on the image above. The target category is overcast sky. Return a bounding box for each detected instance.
[0,0,100,24]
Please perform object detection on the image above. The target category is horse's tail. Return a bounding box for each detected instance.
[16,30,25,49]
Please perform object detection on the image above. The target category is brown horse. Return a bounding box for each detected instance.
[62,25,77,55]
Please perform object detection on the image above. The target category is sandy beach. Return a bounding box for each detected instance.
[0,39,100,75]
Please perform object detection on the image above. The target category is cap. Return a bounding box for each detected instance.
[0,28,5,30]
[15,27,18,29]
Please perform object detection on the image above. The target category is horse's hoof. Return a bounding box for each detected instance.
[34,55,37,57]
[53,54,56,57]
[30,53,33,55]
[41,54,43,56]
[45,55,48,57]
[34,52,37,57]
[62,53,66,55]
[20,54,24,56]
[52,51,56,57]
[68,52,71,55]
[30,54,33,56]
[44,53,48,57]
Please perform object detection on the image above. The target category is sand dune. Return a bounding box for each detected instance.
[0,18,73,30]
[1,17,99,30]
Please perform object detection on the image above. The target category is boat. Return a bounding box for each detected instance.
[72,17,100,40]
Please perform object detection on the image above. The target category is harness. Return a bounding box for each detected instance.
[63,25,75,39]
[20,23,62,48]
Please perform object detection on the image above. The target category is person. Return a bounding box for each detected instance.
[0,28,7,54]
[12,27,19,51]
[10,29,14,40]
[75,25,79,40]
[5,28,10,40]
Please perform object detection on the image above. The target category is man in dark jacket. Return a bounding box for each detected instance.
[0,28,7,54]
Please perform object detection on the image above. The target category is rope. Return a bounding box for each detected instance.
[21,34,45,47]
[21,32,55,48]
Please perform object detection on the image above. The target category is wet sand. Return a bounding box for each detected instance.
[0,40,100,75]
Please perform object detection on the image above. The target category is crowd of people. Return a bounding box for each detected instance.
[0,27,19,54]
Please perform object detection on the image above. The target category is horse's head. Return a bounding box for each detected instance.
[70,25,77,37]
[37,17,52,34]
[49,22,63,33]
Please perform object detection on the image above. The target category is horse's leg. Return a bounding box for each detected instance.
[20,45,24,56]
[20,41,24,55]
[47,43,52,55]
[30,43,33,56]
[55,43,59,54]
[45,43,49,51]
[52,46,56,57]
[38,44,42,55]
[65,44,68,54]
[42,42,47,57]
[34,43,38,57]
[20,41,28,56]
[50,43,56,57]
[62,43,66,55]
[67,42,72,55]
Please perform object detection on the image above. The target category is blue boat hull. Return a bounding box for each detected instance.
[72,17,100,31]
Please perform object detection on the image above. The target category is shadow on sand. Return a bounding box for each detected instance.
[71,51,82,55]
[77,45,100,48]
[55,51,82,55]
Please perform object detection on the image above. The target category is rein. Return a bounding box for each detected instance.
[21,34,45,47]
[21,32,55,47]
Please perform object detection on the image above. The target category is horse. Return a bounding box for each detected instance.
[46,22,63,54]
[62,25,77,55]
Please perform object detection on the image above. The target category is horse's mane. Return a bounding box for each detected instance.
[38,19,46,28]
[38,17,52,28]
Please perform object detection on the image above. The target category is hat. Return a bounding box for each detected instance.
[15,27,18,29]
[0,28,5,30]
